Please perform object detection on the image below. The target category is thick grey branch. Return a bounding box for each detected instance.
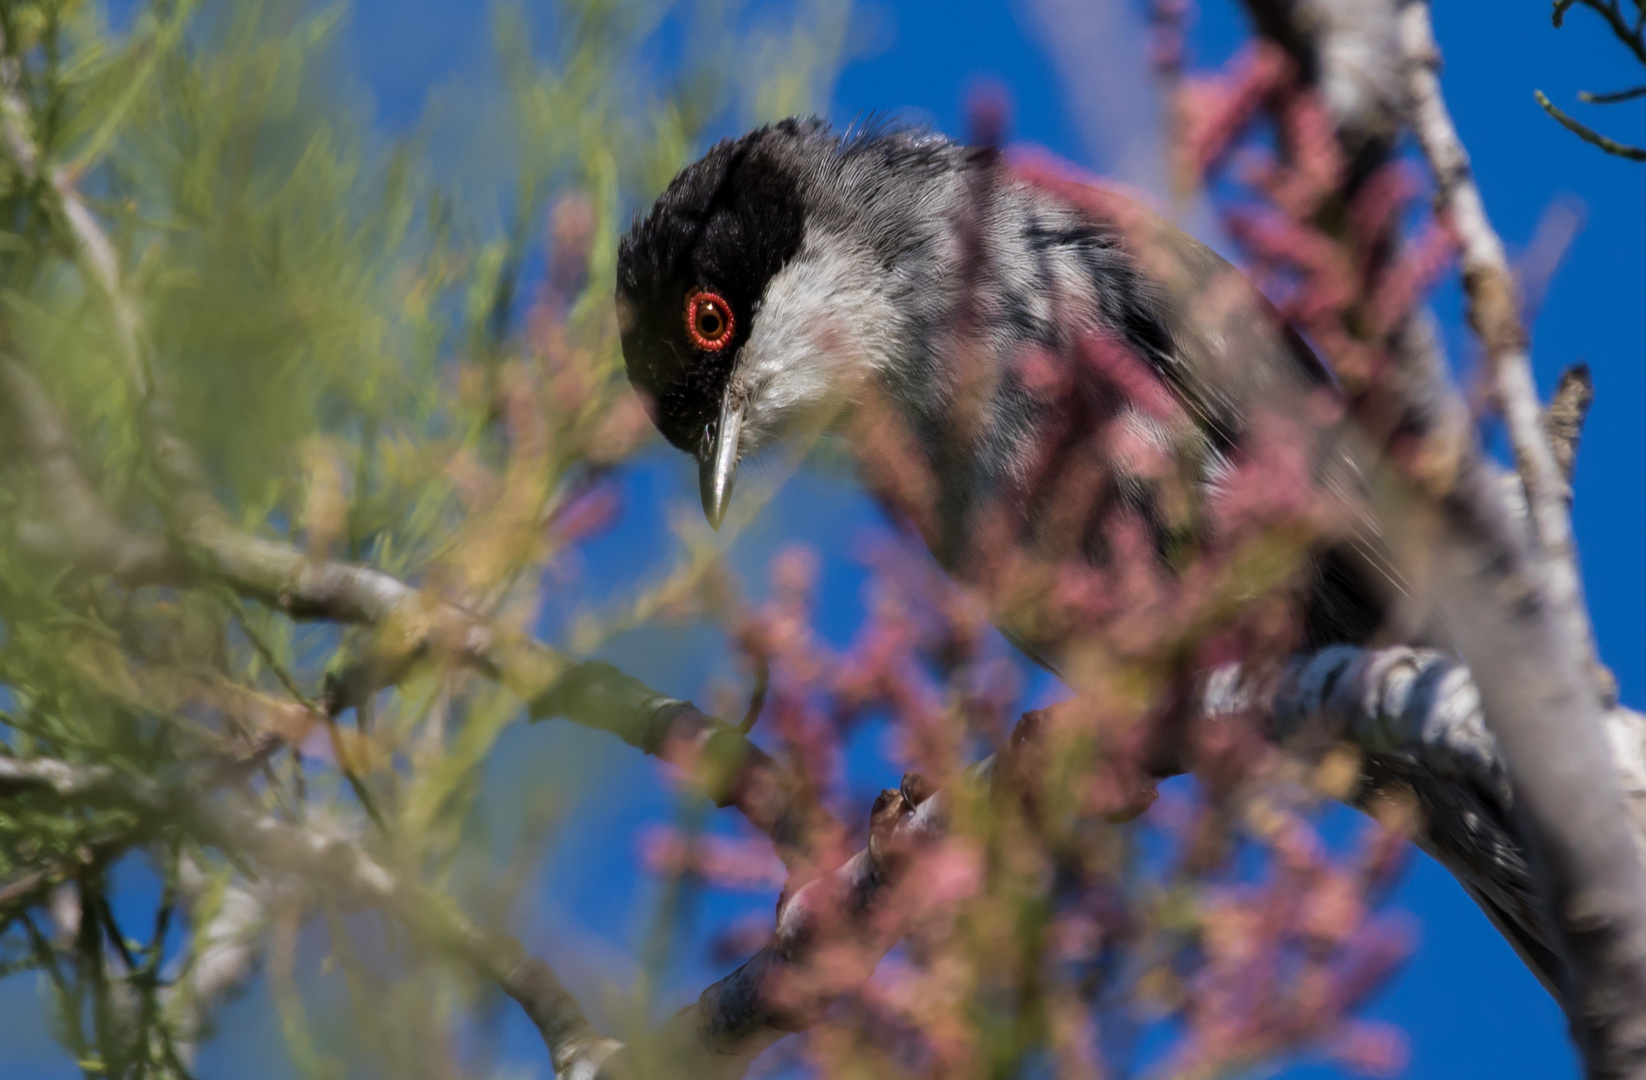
[1400,7,1646,1076]
[1242,0,1405,153]
[1228,2,1646,1073]
[1401,1,1603,694]
[1434,460,1646,1076]
[1231,645,1646,1000]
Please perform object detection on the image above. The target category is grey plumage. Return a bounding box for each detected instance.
[617,115,1560,998]
[618,118,1388,669]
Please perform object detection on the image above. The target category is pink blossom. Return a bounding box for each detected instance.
[1328,1020,1411,1077]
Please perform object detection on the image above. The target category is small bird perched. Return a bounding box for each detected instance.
[615,117,1563,994]
[616,117,1389,678]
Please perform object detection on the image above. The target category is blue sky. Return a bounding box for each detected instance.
[13,1,1646,1077]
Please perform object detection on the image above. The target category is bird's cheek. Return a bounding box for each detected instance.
[809,316,854,361]
[730,392,777,456]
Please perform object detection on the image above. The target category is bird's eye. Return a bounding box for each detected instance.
[684,289,735,351]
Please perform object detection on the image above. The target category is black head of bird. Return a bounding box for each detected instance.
[615,117,1391,673]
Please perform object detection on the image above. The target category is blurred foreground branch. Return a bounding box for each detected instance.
[0,350,837,869]
[0,752,623,1077]
[7,635,1577,1080]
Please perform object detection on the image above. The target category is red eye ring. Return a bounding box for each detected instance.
[684,289,735,351]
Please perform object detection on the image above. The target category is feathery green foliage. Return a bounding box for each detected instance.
[0,1,850,1073]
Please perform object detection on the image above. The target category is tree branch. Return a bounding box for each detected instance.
[4,11,855,903]
[604,643,1646,1079]
[1401,8,1646,1070]
[1536,91,1646,162]
[16,628,1634,1078]
[0,753,625,1077]
[1229,3,1646,1074]
[1231,3,1646,1073]
[1558,0,1646,66]
[1402,3,1605,698]
[603,767,962,1080]
[0,351,840,872]
[167,857,276,1067]
[0,356,184,584]
[1233,645,1646,1000]
[197,802,624,1079]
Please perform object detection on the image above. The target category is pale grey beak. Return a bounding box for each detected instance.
[698,392,743,530]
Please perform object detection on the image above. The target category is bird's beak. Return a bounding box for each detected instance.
[699,392,743,530]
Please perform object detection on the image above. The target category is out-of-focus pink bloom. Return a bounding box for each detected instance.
[640,826,787,890]
[1266,92,1344,218]
[1328,1020,1411,1077]
[908,838,985,910]
[1175,42,1295,183]
[585,390,654,464]
[549,484,620,545]
[1348,163,1421,256]
[548,193,596,302]
[1369,219,1458,334]
[443,446,502,511]
[1299,870,1366,944]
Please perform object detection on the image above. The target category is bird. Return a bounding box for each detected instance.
[615,117,1390,672]
[613,116,1562,999]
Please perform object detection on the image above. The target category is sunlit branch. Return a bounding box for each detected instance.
[1579,84,1646,103]
[197,800,625,1079]
[166,858,276,1068]
[1535,91,1646,161]
[1225,2,1646,1074]
[1403,6,1602,688]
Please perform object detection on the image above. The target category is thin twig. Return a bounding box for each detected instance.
[200,792,621,1075]
[0,750,624,1076]
[1565,0,1646,63]
[1536,91,1646,161]
[0,350,836,868]
[1579,84,1646,103]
